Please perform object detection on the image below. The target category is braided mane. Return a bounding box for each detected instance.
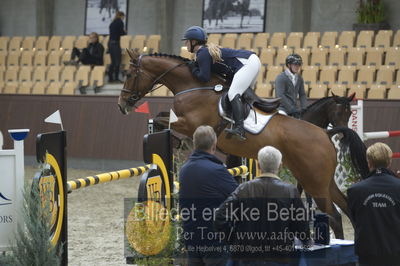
[148,53,191,63]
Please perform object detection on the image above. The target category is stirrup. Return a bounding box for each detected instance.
[225,127,246,141]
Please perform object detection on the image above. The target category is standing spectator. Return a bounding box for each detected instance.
[66,32,104,66]
[214,146,310,265]
[179,125,238,266]
[108,11,126,82]
[347,142,400,265]
[275,54,308,118]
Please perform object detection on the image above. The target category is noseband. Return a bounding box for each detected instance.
[121,55,187,106]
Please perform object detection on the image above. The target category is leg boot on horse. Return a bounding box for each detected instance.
[225,94,246,141]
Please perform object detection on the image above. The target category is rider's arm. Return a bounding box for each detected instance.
[191,48,212,82]
[275,74,296,114]
[298,76,308,110]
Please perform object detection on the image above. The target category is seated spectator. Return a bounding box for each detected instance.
[65,32,104,66]
[347,142,400,265]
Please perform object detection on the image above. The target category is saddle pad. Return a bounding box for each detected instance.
[218,99,277,135]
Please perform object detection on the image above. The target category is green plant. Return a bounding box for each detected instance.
[357,0,385,23]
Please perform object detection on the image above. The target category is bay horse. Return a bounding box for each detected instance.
[118,51,368,238]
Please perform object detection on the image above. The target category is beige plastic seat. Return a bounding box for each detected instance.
[302,65,319,85]
[18,81,34,94]
[75,35,89,49]
[303,34,319,49]
[0,82,4,93]
[33,50,48,66]
[286,32,303,49]
[120,35,132,50]
[31,81,48,94]
[35,36,49,51]
[221,33,237,48]
[48,36,62,51]
[365,47,384,66]
[329,47,345,66]
[388,85,400,99]
[338,65,356,85]
[236,33,253,50]
[253,33,269,52]
[3,81,18,93]
[0,51,7,66]
[90,66,106,87]
[309,83,327,98]
[329,83,347,96]
[8,37,23,51]
[294,48,310,66]
[150,85,169,96]
[6,51,21,66]
[47,81,62,94]
[393,30,400,47]
[145,35,161,53]
[101,35,109,50]
[0,37,9,51]
[368,84,387,99]
[348,84,367,99]
[357,65,376,86]
[275,47,292,66]
[256,65,266,84]
[48,50,63,65]
[385,47,400,69]
[76,65,91,87]
[32,66,48,82]
[61,50,72,63]
[255,83,273,98]
[338,31,356,48]
[47,66,62,82]
[61,36,76,51]
[60,66,76,83]
[320,32,338,49]
[259,47,275,67]
[180,46,193,59]
[20,51,34,66]
[346,47,365,66]
[4,67,19,82]
[22,37,35,51]
[269,32,286,49]
[131,35,146,52]
[266,66,283,85]
[356,30,374,48]
[103,53,111,67]
[208,34,221,45]
[376,65,395,85]
[310,47,327,66]
[19,66,33,82]
[319,65,338,85]
[374,30,393,50]
[61,81,76,95]
[0,67,4,83]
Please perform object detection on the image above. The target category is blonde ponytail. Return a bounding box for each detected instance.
[206,42,223,63]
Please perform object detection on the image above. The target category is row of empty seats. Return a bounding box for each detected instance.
[206,30,400,51]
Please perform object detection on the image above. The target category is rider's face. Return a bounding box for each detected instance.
[289,64,301,74]
[185,40,191,52]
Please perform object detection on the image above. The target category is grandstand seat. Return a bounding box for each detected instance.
[47,81,63,94]
[255,83,273,98]
[346,47,365,66]
[338,31,355,48]
[4,67,19,82]
[348,84,367,99]
[357,65,376,86]
[35,36,49,51]
[259,47,275,67]
[47,66,62,82]
[275,47,292,66]
[150,85,169,96]
[8,37,23,51]
[20,51,34,66]
[256,65,266,84]
[286,32,303,49]
[208,34,221,45]
[19,66,33,82]
[131,35,146,52]
[61,50,72,63]
[0,67,4,83]
[31,81,48,94]
[356,30,374,48]
[269,32,286,49]
[253,32,269,52]
[365,47,384,66]
[0,37,9,51]
[396,69,400,85]
[18,81,34,94]
[7,51,21,66]
[0,82,3,93]
[0,51,6,66]
[388,85,400,99]
[329,47,346,66]
[310,47,327,66]
[22,36,35,51]
[180,46,193,60]
[294,48,310,66]
[376,65,395,85]
[329,83,347,96]
[338,65,356,85]
[61,81,76,95]
[76,65,91,88]
[75,35,89,49]
[61,36,76,51]
[221,33,237,48]
[48,50,63,66]
[33,50,48,66]
[60,66,76,83]
[3,81,18,93]
[302,65,319,85]
[145,35,161,53]
[320,31,338,49]
[120,35,132,50]
[303,34,319,49]
[393,30,400,47]
[385,47,400,69]
[368,84,387,99]
[90,66,106,92]
[103,53,111,67]
[101,35,109,49]
[32,66,47,82]
[319,65,338,85]
[309,83,328,98]
[236,33,253,50]
[374,30,393,50]
[48,36,62,51]
[265,66,282,85]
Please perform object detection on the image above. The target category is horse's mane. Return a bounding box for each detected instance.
[147,53,191,63]
[304,95,349,113]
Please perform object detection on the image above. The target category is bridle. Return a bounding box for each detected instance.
[121,54,187,106]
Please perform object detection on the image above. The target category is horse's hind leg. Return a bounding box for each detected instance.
[313,196,344,239]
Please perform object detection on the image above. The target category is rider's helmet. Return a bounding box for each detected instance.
[285,54,303,66]
[182,26,208,42]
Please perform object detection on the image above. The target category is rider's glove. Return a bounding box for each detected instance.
[187,61,198,73]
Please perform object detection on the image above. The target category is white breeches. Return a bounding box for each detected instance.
[228,53,261,101]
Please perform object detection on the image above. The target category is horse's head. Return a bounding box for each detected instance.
[330,92,355,127]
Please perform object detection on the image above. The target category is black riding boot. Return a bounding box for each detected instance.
[225,94,246,140]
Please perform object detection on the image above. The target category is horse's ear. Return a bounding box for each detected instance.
[348,92,356,102]
[126,49,139,61]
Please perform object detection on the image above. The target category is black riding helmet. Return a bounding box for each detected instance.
[285,54,303,67]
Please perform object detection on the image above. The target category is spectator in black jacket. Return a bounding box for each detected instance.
[214,146,310,265]
[347,142,400,266]
[67,32,104,66]
[108,11,126,82]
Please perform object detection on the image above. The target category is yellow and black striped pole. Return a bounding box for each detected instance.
[228,165,248,176]
[67,164,151,192]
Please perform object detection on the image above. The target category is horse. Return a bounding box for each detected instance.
[118,50,369,238]
[204,0,234,27]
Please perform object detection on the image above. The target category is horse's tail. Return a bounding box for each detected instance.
[327,127,369,179]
